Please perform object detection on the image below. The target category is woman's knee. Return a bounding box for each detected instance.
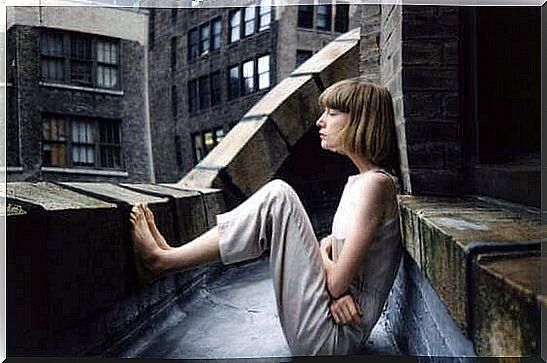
[264,179,297,199]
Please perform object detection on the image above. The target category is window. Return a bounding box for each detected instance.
[188,80,198,113]
[258,0,272,31]
[188,28,199,61]
[212,18,222,51]
[244,7,256,37]
[199,23,210,56]
[298,5,313,28]
[198,76,210,109]
[211,71,222,106]
[229,10,241,43]
[193,127,225,163]
[228,65,240,99]
[242,60,255,95]
[317,5,332,31]
[42,114,121,169]
[174,135,183,167]
[257,55,270,90]
[171,37,177,71]
[335,4,349,33]
[296,50,313,67]
[40,30,120,89]
[41,32,64,82]
[171,85,178,117]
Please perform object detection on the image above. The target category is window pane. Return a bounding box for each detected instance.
[198,76,210,109]
[71,60,92,86]
[244,7,255,36]
[99,121,121,168]
[317,5,332,30]
[215,128,225,143]
[42,58,64,82]
[97,65,118,88]
[229,10,241,43]
[199,23,210,55]
[71,35,92,60]
[297,5,313,28]
[188,28,199,60]
[204,131,214,152]
[335,4,349,33]
[259,0,272,31]
[41,32,64,56]
[188,80,198,112]
[258,55,270,90]
[242,60,254,94]
[211,71,222,106]
[46,144,67,166]
[194,134,204,162]
[212,19,222,50]
[228,66,239,99]
[97,40,118,64]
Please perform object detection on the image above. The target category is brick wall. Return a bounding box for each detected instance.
[6,25,153,183]
[400,6,463,195]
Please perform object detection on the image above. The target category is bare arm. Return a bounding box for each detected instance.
[320,173,394,299]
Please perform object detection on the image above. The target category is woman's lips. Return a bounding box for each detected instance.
[319,133,326,139]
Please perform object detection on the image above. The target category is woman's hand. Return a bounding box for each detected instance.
[329,293,363,326]
[320,236,335,279]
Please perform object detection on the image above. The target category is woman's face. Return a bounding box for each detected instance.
[315,107,350,153]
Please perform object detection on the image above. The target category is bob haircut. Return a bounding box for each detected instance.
[318,78,399,173]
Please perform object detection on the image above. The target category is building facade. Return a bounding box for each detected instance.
[147,2,362,182]
[6,6,154,182]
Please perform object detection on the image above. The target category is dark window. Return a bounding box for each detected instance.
[317,5,332,31]
[199,23,210,55]
[188,28,199,61]
[298,5,313,28]
[335,4,349,33]
[70,34,93,86]
[244,7,256,36]
[212,18,222,50]
[259,0,272,31]
[296,49,313,67]
[188,80,198,113]
[171,85,178,117]
[257,55,270,90]
[40,32,64,82]
[192,127,225,163]
[228,65,240,99]
[42,114,121,169]
[242,59,255,95]
[198,76,210,109]
[211,71,222,106]
[229,10,241,43]
[171,36,177,71]
[40,30,120,89]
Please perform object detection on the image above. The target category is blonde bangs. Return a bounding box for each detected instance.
[318,79,359,113]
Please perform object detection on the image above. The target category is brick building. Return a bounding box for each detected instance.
[147,2,362,182]
[6,6,155,183]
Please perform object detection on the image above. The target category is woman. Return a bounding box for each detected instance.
[130,78,403,356]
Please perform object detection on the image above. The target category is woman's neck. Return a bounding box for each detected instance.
[347,154,379,174]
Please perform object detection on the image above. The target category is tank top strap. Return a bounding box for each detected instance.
[373,168,399,194]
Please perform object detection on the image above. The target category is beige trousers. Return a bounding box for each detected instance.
[217,179,359,356]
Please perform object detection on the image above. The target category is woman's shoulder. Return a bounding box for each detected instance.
[352,170,398,218]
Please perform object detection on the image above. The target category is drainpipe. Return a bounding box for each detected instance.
[142,12,155,183]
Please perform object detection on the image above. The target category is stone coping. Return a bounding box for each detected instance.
[7,181,226,355]
[398,194,544,356]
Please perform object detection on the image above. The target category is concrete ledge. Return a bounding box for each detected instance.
[399,194,543,356]
[178,28,360,202]
[7,181,226,355]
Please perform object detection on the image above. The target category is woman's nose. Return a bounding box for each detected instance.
[315,112,325,127]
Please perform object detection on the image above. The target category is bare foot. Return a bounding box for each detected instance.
[130,204,164,276]
[140,204,172,251]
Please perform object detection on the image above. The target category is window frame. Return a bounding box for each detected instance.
[192,126,226,164]
[40,30,121,90]
[229,9,241,44]
[42,114,123,170]
[316,4,332,31]
[258,0,273,31]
